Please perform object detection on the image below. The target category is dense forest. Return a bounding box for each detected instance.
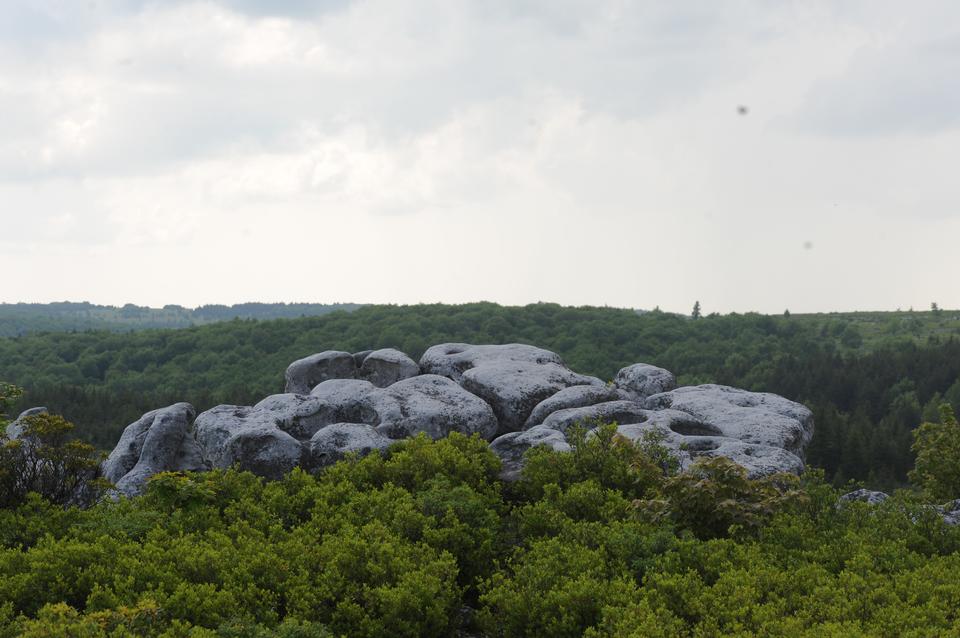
[0,302,362,337]
[2,303,960,489]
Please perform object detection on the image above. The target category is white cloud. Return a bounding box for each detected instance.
[2,0,959,312]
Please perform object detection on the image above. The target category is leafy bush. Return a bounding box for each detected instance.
[635,456,806,539]
[516,424,663,501]
[0,412,105,508]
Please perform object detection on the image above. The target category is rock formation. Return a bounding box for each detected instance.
[103,343,815,494]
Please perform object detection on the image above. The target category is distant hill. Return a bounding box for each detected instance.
[0,302,363,336]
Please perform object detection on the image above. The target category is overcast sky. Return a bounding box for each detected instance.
[2,1,958,313]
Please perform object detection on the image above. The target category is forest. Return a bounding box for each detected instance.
[0,302,362,337]
[2,303,959,489]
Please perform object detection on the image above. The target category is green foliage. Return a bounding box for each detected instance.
[1,435,960,636]
[910,404,960,501]
[636,456,807,539]
[0,412,104,508]
[515,424,663,501]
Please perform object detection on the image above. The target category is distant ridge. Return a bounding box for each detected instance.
[0,301,363,336]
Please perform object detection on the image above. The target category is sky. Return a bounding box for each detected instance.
[2,1,959,314]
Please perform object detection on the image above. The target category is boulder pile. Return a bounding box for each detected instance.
[103,343,815,495]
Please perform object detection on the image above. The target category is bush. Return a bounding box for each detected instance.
[636,456,806,539]
[0,412,105,508]
[910,404,960,501]
[516,424,664,501]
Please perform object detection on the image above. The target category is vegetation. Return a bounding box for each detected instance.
[910,405,960,502]
[1,425,960,636]
[0,302,362,337]
[2,303,959,488]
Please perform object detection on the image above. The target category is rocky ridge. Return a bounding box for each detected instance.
[102,343,816,496]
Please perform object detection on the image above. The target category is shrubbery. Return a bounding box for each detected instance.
[2,422,960,636]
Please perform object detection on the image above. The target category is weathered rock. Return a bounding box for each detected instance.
[614,419,803,478]
[4,406,48,440]
[359,348,421,388]
[645,384,814,457]
[420,343,605,433]
[373,375,499,440]
[489,425,571,481]
[309,379,382,425]
[940,500,960,526]
[539,400,651,434]
[614,363,676,401]
[254,393,328,439]
[419,343,563,382]
[102,342,818,492]
[284,351,356,394]
[218,425,304,480]
[352,350,374,367]
[838,489,891,505]
[194,403,306,480]
[103,403,204,497]
[309,423,394,467]
[525,385,626,428]
[463,362,603,434]
[193,405,260,467]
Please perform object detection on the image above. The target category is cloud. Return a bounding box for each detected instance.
[1,0,960,312]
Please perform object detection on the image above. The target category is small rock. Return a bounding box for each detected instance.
[838,489,891,505]
[358,348,421,387]
[309,423,394,468]
[614,363,676,401]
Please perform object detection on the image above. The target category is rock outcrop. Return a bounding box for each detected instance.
[4,406,48,440]
[102,342,817,495]
[102,403,204,496]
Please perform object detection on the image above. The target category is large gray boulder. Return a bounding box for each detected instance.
[489,425,571,481]
[372,374,500,440]
[614,363,676,401]
[4,406,48,440]
[309,423,394,468]
[102,403,204,497]
[309,379,382,425]
[194,404,304,480]
[645,384,814,458]
[524,385,625,428]
[359,348,421,387]
[284,351,357,394]
[218,425,304,480]
[462,362,603,434]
